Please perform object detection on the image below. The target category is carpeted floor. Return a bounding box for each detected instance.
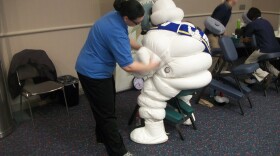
[0,86,279,156]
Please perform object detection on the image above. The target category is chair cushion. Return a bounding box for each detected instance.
[209,79,244,99]
[165,106,184,124]
[220,76,251,94]
[258,52,280,62]
[232,63,259,75]
[23,81,63,96]
[178,99,194,115]
[168,97,194,116]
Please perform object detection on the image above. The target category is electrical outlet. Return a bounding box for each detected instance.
[239,4,246,10]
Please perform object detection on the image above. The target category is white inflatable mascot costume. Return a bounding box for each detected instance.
[130,0,212,144]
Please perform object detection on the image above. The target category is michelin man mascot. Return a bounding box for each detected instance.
[130,0,213,144]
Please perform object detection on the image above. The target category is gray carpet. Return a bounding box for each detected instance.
[0,86,279,156]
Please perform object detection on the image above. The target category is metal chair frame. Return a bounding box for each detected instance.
[16,66,69,126]
[128,96,197,141]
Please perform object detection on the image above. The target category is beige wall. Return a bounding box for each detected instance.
[100,0,115,16]
[0,0,100,109]
[178,0,253,35]
[100,0,253,34]
[0,0,278,109]
[252,0,280,29]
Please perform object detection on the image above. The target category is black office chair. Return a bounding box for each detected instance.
[17,65,69,126]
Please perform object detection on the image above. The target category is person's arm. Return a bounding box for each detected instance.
[108,32,158,73]
[130,38,142,50]
[242,23,255,43]
[122,60,159,73]
[244,22,255,37]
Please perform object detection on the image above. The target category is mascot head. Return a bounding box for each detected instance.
[150,0,184,25]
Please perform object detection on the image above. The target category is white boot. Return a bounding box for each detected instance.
[130,120,168,144]
[183,113,195,126]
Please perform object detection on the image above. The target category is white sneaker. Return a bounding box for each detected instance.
[244,78,257,84]
[214,96,229,104]
[221,71,231,74]
[123,152,133,156]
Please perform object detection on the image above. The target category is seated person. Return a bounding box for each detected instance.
[243,7,280,87]
[206,0,237,49]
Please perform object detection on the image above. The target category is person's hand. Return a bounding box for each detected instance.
[242,37,251,43]
[147,60,160,71]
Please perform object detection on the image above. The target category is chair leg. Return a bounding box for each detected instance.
[128,104,140,125]
[26,97,35,127]
[20,94,23,112]
[189,116,197,130]
[175,124,184,141]
[233,76,243,94]
[247,96,253,108]
[62,87,70,116]
[275,82,279,93]
[194,87,207,105]
[264,89,267,97]
[238,101,244,116]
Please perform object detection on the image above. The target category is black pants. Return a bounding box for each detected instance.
[77,73,127,156]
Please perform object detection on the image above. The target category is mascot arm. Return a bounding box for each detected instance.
[131,47,161,78]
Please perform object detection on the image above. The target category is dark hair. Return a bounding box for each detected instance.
[114,0,145,20]
[247,7,261,20]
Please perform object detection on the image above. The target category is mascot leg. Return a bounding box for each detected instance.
[130,78,172,144]
[178,95,196,125]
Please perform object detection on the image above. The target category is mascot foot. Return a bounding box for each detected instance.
[183,118,192,126]
[183,114,195,126]
[130,120,168,144]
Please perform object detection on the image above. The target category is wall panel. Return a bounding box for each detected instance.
[0,0,99,108]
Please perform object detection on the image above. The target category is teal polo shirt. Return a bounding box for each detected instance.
[75,11,133,79]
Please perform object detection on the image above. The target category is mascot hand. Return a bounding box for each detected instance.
[131,47,161,78]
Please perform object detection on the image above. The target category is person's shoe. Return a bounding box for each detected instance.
[214,96,229,106]
[220,71,231,74]
[214,96,229,103]
[96,137,104,144]
[123,152,133,156]
[96,140,103,144]
[244,78,257,84]
[262,73,274,89]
